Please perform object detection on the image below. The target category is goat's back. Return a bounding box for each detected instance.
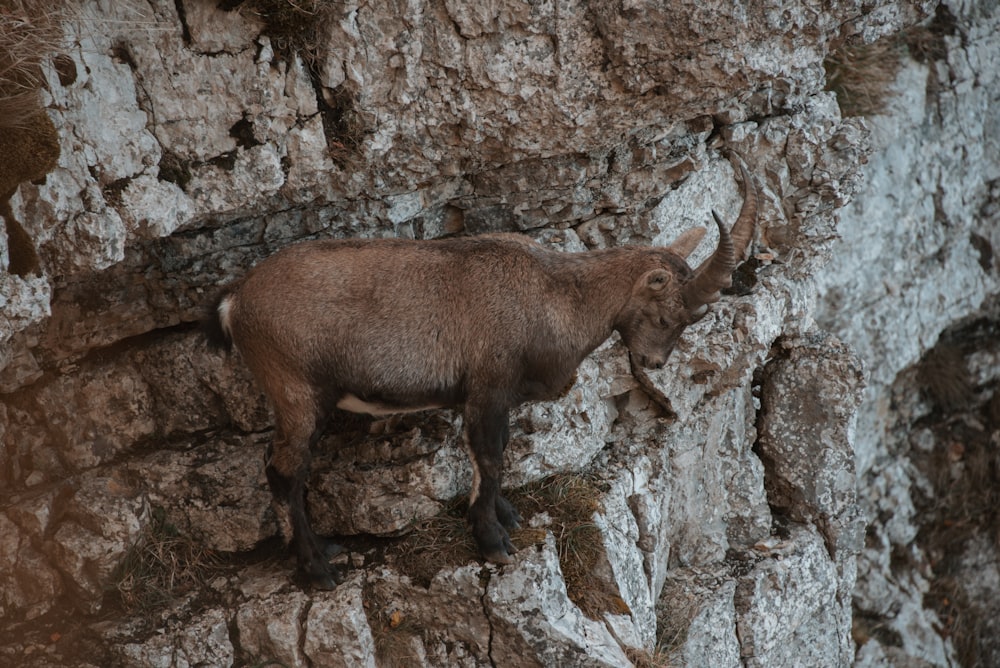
[222,236,569,401]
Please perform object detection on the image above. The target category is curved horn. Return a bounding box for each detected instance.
[683,211,734,307]
[684,155,759,308]
[729,157,758,261]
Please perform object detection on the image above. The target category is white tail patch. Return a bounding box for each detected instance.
[217,294,234,340]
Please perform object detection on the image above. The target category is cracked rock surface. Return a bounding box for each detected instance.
[2,0,997,666]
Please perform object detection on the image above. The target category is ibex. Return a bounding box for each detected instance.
[206,159,757,589]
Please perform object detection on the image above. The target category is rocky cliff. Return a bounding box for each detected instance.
[1,0,997,666]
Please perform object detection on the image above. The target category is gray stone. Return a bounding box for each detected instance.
[41,472,149,611]
[0,275,50,381]
[117,607,234,668]
[6,359,155,479]
[0,512,63,622]
[756,332,868,559]
[136,437,274,553]
[236,589,309,667]
[735,526,852,668]
[486,535,632,667]
[304,574,378,668]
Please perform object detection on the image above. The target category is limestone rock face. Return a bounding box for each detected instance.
[813,1,1000,664]
[756,332,867,560]
[4,0,996,666]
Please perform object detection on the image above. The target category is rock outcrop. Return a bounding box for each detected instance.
[2,0,997,666]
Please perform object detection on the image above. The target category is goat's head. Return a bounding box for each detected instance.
[618,165,757,370]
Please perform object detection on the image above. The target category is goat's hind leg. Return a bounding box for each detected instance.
[266,422,344,589]
[493,419,522,530]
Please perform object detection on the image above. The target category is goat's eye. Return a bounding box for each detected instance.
[658,316,669,327]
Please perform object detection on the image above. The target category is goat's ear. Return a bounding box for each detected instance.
[638,268,673,294]
[668,227,707,259]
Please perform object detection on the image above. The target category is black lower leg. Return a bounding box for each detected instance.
[265,449,343,589]
[289,473,344,589]
[466,404,516,563]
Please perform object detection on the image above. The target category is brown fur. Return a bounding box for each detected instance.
[208,161,758,588]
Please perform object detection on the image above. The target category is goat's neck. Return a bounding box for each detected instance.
[552,247,654,352]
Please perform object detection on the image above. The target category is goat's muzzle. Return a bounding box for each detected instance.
[637,353,667,370]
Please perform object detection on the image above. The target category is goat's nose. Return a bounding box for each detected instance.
[642,355,665,370]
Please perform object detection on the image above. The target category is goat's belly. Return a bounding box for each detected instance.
[335,393,445,416]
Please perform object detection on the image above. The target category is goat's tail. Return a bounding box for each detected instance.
[203,288,235,353]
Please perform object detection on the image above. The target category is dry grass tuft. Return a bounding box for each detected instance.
[825,5,959,119]
[112,507,226,614]
[824,36,907,117]
[0,0,72,128]
[387,472,627,621]
[230,0,334,58]
[917,344,975,413]
[363,589,426,668]
[625,646,673,668]
[924,575,986,668]
[902,4,958,65]
[654,594,700,657]
[0,0,70,275]
[389,496,480,587]
[510,473,629,621]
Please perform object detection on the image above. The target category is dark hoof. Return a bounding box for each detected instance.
[483,548,515,565]
[319,537,345,560]
[474,521,517,565]
[304,564,345,590]
[495,496,522,530]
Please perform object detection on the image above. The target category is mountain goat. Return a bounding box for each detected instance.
[206,160,757,588]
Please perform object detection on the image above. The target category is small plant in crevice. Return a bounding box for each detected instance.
[653,591,700,660]
[110,506,224,615]
[824,5,962,120]
[362,582,426,668]
[219,0,366,164]
[624,645,673,668]
[510,472,629,621]
[224,0,332,58]
[314,82,366,166]
[0,0,73,276]
[823,36,907,118]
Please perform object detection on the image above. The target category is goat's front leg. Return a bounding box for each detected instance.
[465,401,517,564]
[494,418,522,531]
